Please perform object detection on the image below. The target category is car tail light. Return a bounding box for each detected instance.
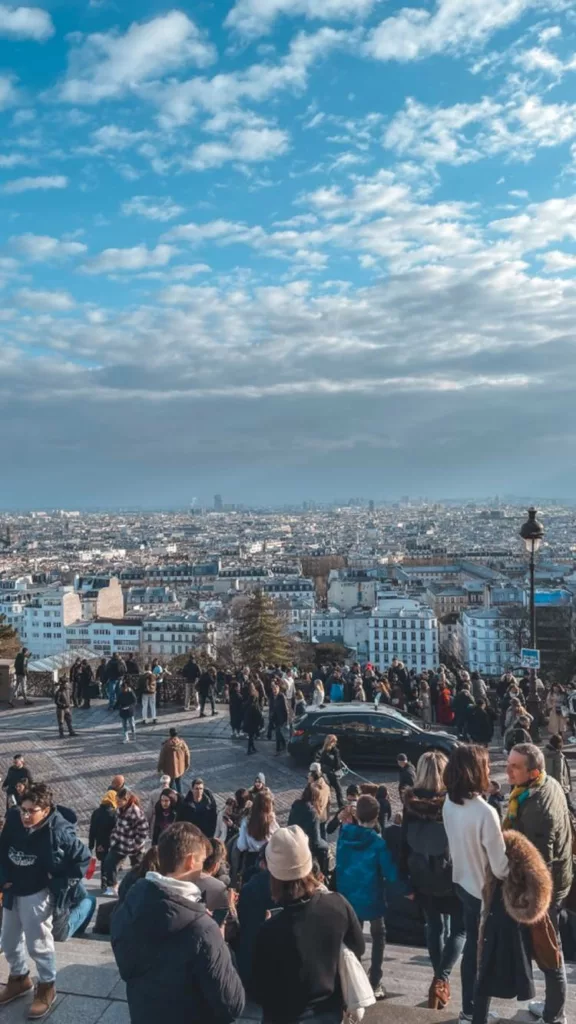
[292,728,305,737]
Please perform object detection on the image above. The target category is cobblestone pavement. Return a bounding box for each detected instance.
[0,696,415,833]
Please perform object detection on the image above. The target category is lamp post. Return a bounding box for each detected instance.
[519,507,544,741]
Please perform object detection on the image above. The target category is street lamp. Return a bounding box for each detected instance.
[519,507,544,740]
[519,507,544,649]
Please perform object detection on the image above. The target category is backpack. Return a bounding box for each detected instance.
[405,819,453,899]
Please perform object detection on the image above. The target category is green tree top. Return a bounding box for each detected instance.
[236,589,291,667]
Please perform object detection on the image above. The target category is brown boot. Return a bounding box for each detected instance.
[28,982,56,1019]
[428,978,448,1010]
[0,973,33,1005]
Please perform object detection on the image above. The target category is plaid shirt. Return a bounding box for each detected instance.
[110,803,148,857]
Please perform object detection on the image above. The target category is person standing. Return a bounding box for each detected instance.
[12,647,32,706]
[465,698,495,747]
[546,685,568,738]
[544,734,573,802]
[117,679,137,743]
[251,825,365,1024]
[437,678,455,727]
[152,790,179,844]
[288,782,329,875]
[54,681,76,738]
[397,754,416,801]
[79,660,94,710]
[111,822,245,1024]
[95,657,107,698]
[320,734,344,809]
[106,652,126,711]
[453,684,474,741]
[157,728,190,795]
[2,755,33,810]
[88,791,118,892]
[271,681,289,755]
[229,680,244,738]
[336,794,397,999]
[197,666,218,717]
[181,655,201,712]
[505,743,572,1024]
[442,745,509,1024]
[402,752,465,1010]
[0,783,90,1018]
[140,668,157,726]
[102,789,148,897]
[145,774,173,828]
[243,684,264,756]
[177,778,217,838]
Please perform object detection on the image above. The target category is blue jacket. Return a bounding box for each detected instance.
[0,807,90,910]
[336,823,397,920]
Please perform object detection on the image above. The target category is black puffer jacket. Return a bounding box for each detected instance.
[401,788,458,913]
[111,877,245,1024]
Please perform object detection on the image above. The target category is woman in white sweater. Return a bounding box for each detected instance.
[442,745,508,1024]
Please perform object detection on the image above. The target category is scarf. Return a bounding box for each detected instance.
[503,770,546,829]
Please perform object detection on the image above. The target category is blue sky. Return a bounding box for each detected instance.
[2,0,576,507]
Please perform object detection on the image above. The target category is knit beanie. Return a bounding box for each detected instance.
[256,773,266,785]
[265,825,313,881]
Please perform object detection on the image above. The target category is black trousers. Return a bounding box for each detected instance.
[200,694,215,715]
[326,771,344,809]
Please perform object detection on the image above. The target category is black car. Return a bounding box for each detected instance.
[288,702,458,767]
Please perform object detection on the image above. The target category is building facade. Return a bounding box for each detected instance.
[368,595,438,672]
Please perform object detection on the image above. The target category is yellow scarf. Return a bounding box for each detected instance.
[503,770,546,829]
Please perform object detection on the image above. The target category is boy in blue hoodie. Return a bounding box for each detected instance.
[336,793,397,999]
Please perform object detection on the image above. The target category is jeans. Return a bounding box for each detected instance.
[121,715,136,739]
[455,884,482,1018]
[1,889,56,983]
[424,905,466,981]
[66,895,97,939]
[107,679,119,709]
[275,724,287,752]
[170,776,183,795]
[13,674,28,701]
[142,694,156,721]
[56,708,74,735]
[359,916,386,988]
[184,683,198,711]
[540,903,567,1024]
[200,694,215,715]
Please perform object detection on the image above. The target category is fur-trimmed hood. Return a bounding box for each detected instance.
[402,788,445,823]
[483,829,552,925]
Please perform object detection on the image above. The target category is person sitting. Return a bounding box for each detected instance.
[198,838,230,916]
[152,789,179,844]
[52,882,97,942]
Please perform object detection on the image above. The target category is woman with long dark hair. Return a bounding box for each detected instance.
[237,790,278,876]
[288,782,329,875]
[152,789,178,844]
[402,751,465,1010]
[242,683,264,756]
[229,681,244,738]
[442,745,508,1024]
[320,734,344,810]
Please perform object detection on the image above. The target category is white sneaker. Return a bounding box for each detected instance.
[372,984,386,1000]
[123,736,130,743]
[103,887,117,897]
[458,1015,472,1023]
[529,1005,566,1024]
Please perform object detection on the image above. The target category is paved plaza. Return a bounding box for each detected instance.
[0,698,564,1023]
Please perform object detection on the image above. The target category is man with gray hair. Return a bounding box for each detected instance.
[506,743,572,1024]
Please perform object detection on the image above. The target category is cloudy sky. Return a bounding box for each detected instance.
[2,0,576,508]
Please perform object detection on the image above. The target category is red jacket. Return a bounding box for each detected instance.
[437,687,455,725]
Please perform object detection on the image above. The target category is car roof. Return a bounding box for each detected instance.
[308,702,414,722]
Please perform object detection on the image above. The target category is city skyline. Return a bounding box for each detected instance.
[2,1,576,504]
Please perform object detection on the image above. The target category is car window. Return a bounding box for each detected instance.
[339,716,375,734]
[310,715,342,733]
[370,714,412,735]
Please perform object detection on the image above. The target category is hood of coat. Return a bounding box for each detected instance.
[544,745,562,768]
[402,788,445,822]
[338,822,381,851]
[483,829,552,926]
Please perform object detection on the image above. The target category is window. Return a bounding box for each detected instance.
[401,620,406,628]
[370,714,411,737]
[383,642,389,651]
[45,632,52,639]
[420,643,426,652]
[411,643,416,652]
[401,632,407,640]
[392,619,397,628]
[411,620,416,628]
[392,631,397,640]
[420,632,425,640]
[411,631,416,640]
[340,717,374,734]
[311,715,342,734]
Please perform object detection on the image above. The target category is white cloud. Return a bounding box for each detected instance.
[164,218,266,246]
[490,196,576,251]
[121,196,185,221]
[188,126,290,169]
[59,11,216,104]
[3,175,68,193]
[0,153,28,168]
[366,0,537,62]
[0,74,18,109]
[384,97,499,165]
[225,0,378,37]
[159,284,211,304]
[157,27,349,127]
[88,125,151,152]
[540,250,576,273]
[0,4,53,40]
[16,288,75,310]
[10,234,87,261]
[82,243,177,274]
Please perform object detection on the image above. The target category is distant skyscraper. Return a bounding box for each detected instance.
[368,499,375,513]
[214,494,223,512]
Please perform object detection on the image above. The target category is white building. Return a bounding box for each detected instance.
[327,571,378,612]
[368,594,438,672]
[300,610,345,642]
[125,585,179,610]
[66,618,142,657]
[142,613,214,659]
[460,607,517,677]
[22,586,82,657]
[75,576,124,620]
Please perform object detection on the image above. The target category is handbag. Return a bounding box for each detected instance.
[338,945,375,1013]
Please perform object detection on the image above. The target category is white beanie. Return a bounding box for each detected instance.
[309,762,322,776]
[266,825,313,882]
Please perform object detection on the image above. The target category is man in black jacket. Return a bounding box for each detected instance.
[197,667,218,717]
[397,754,416,800]
[177,779,218,838]
[271,681,289,754]
[2,754,33,808]
[182,657,201,712]
[13,648,32,706]
[111,822,244,1024]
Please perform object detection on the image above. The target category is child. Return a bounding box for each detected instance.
[487,779,504,820]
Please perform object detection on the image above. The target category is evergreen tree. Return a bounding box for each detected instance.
[237,590,291,667]
[0,615,19,659]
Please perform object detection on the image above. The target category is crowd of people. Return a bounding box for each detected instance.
[2,649,576,1024]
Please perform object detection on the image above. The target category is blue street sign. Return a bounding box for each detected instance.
[520,648,540,669]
